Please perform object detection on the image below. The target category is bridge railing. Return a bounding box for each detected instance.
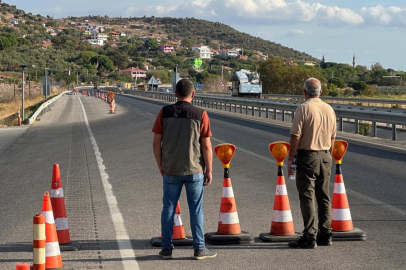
[120,90,406,141]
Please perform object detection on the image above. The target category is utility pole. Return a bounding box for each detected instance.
[20,65,27,122]
[45,68,48,101]
[76,70,79,86]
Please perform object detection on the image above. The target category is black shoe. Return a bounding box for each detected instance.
[317,232,333,246]
[288,235,317,249]
[159,248,173,259]
[193,248,217,260]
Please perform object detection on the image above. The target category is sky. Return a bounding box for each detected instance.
[4,0,406,71]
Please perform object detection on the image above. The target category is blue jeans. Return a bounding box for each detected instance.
[161,173,205,250]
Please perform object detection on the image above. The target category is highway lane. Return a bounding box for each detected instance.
[1,93,405,269]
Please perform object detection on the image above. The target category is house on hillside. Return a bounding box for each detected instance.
[159,44,174,53]
[120,67,147,80]
[191,44,211,59]
[91,32,108,41]
[109,31,120,38]
[219,49,238,57]
[85,39,104,46]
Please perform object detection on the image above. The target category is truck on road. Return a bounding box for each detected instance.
[230,69,262,98]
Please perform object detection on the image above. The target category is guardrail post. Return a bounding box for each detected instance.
[282,110,285,121]
[291,111,295,122]
[354,119,359,134]
[339,118,344,131]
[392,124,397,141]
[273,109,277,120]
[259,107,262,117]
[266,108,269,118]
[239,105,242,114]
[245,106,248,115]
[252,106,255,116]
[372,122,377,137]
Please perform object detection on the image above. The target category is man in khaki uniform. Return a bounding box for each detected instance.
[288,78,336,249]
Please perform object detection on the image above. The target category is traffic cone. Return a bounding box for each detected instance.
[330,140,366,241]
[150,201,193,247]
[173,202,186,239]
[331,164,366,241]
[16,263,30,270]
[50,164,78,251]
[109,100,115,114]
[260,166,300,242]
[33,213,46,270]
[42,191,63,269]
[205,144,253,245]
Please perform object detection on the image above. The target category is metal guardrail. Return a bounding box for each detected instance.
[205,92,406,108]
[27,91,69,124]
[119,89,406,141]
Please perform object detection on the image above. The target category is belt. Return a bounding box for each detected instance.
[298,149,329,153]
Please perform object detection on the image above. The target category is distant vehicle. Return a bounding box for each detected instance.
[230,69,262,98]
[137,84,146,91]
[93,82,99,89]
[158,87,171,93]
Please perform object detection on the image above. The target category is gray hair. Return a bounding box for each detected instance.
[303,78,321,96]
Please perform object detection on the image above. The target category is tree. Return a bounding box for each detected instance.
[144,39,158,50]
[328,77,346,88]
[352,81,368,91]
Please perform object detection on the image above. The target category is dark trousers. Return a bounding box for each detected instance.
[296,150,332,241]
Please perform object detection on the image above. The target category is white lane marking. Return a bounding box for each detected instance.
[211,137,406,218]
[145,112,153,116]
[78,97,140,270]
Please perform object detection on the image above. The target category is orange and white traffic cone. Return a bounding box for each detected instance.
[109,101,115,114]
[205,144,253,245]
[172,202,186,240]
[16,263,30,270]
[260,142,300,242]
[50,164,77,251]
[331,164,366,241]
[42,191,63,269]
[330,140,366,241]
[150,201,193,247]
[33,213,46,270]
[260,166,300,242]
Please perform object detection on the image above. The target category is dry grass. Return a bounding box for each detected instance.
[0,82,63,127]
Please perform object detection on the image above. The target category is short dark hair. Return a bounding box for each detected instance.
[176,79,194,97]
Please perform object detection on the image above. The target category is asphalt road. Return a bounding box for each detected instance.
[0,93,405,270]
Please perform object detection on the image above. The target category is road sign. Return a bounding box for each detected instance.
[42,76,51,97]
[219,80,225,88]
[156,77,162,85]
[197,83,203,89]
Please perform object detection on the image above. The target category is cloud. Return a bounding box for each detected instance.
[360,5,406,27]
[119,1,406,29]
[285,29,306,37]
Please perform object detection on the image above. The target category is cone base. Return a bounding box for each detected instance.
[332,228,366,241]
[150,236,194,247]
[204,231,253,245]
[259,232,301,242]
[59,241,80,251]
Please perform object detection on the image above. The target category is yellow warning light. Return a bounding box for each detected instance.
[214,144,236,168]
[269,142,290,166]
[332,140,348,164]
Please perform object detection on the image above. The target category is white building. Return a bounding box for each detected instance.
[191,44,211,59]
[91,32,108,41]
[85,39,104,46]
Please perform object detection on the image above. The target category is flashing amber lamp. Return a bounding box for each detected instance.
[268,142,290,166]
[332,140,348,164]
[214,144,236,168]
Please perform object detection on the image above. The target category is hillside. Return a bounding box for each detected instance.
[64,15,317,61]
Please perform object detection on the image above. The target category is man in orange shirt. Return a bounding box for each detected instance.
[152,79,217,260]
[288,78,336,249]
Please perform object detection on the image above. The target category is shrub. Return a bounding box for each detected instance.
[328,77,346,88]
[359,123,371,136]
[352,81,368,91]
[343,89,353,97]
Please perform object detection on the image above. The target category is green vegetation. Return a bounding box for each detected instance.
[0,3,405,96]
